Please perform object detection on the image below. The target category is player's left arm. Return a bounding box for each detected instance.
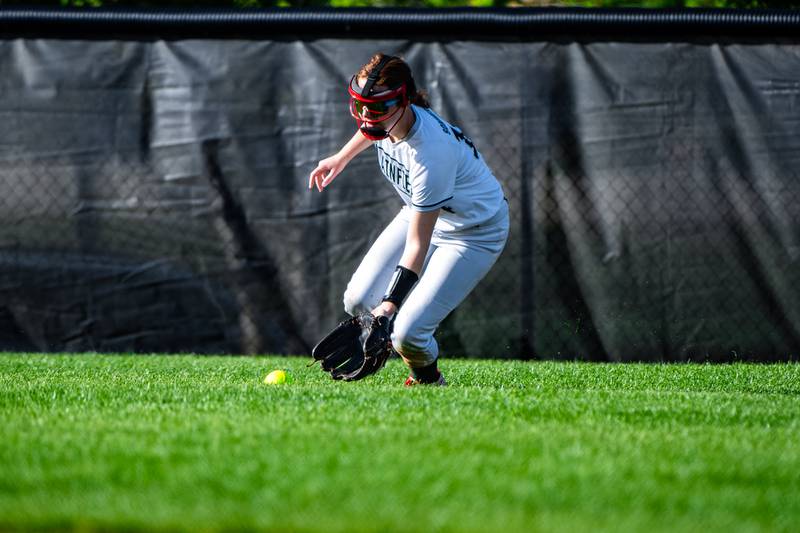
[372,145,453,318]
[400,208,439,275]
[372,208,439,318]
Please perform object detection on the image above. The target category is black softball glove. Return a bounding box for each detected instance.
[311,312,393,381]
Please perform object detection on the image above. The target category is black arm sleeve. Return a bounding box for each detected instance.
[382,265,419,308]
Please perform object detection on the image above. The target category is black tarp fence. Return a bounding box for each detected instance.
[1,8,799,361]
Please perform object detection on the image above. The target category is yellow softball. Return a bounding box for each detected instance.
[263,369,290,385]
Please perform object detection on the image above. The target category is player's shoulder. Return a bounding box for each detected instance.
[408,106,458,156]
[413,106,453,139]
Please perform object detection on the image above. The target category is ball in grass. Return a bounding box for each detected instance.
[264,369,291,385]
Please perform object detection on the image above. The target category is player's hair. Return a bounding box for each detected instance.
[357,53,431,109]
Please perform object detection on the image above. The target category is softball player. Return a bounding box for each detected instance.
[309,53,509,386]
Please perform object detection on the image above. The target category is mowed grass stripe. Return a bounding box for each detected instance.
[0,354,798,533]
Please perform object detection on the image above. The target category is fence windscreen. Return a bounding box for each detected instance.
[1,9,799,361]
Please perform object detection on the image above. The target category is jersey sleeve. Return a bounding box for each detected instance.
[409,149,456,212]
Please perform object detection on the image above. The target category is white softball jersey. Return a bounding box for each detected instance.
[343,105,510,369]
[374,105,506,233]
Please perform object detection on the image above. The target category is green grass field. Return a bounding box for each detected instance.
[1,354,798,532]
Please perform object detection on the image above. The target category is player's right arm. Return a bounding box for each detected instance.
[308,131,372,192]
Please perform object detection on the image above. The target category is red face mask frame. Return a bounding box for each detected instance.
[348,73,408,141]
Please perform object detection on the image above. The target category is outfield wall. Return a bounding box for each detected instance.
[1,9,799,361]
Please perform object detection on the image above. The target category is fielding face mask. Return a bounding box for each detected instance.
[348,56,408,141]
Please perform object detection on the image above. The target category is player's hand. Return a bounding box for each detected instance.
[371,301,398,319]
[308,154,345,192]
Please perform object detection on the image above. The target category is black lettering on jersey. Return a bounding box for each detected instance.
[376,146,411,196]
[423,108,450,135]
[450,126,480,159]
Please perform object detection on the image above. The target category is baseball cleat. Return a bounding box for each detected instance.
[404,372,447,387]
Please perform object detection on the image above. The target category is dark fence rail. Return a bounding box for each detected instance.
[2,7,800,39]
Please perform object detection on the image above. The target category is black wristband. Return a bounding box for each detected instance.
[382,265,419,308]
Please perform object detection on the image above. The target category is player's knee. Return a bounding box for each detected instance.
[342,287,370,317]
[391,315,428,358]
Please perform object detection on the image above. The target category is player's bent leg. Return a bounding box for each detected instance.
[391,316,439,368]
[391,294,445,385]
[391,327,444,386]
[393,231,507,385]
[342,209,409,316]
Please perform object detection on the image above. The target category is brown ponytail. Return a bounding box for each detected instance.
[356,53,430,109]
